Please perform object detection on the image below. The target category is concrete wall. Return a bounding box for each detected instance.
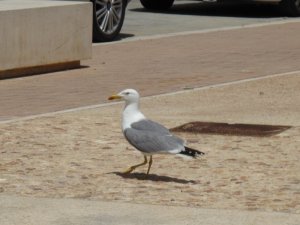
[0,0,92,78]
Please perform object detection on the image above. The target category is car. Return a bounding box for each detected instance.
[139,0,300,16]
[90,0,130,42]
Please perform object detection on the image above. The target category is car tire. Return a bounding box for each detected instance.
[280,0,300,16]
[92,0,127,42]
[140,0,174,10]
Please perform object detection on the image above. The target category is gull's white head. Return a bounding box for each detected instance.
[108,89,145,130]
[108,89,140,104]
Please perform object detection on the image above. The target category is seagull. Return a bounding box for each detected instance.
[108,89,204,175]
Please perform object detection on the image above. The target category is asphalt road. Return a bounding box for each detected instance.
[120,0,292,39]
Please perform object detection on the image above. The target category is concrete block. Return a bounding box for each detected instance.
[0,0,92,78]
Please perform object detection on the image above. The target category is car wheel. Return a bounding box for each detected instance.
[140,0,174,10]
[280,0,300,16]
[92,0,126,42]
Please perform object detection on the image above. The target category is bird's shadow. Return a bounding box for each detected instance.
[111,172,198,184]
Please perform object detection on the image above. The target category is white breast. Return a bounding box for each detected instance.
[122,102,146,131]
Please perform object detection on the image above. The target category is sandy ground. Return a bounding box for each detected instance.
[1,73,299,214]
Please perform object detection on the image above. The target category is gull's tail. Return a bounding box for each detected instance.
[179,146,205,158]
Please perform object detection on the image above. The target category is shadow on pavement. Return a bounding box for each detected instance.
[130,2,282,18]
[104,33,135,43]
[112,172,198,184]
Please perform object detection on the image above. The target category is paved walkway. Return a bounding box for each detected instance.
[1,195,299,225]
[1,22,300,120]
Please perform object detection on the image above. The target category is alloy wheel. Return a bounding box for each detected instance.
[95,0,123,35]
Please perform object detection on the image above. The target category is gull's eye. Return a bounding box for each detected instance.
[124,92,130,95]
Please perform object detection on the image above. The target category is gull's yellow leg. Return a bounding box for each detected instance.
[123,156,148,174]
[146,155,153,175]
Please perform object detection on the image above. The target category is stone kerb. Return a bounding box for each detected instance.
[0,0,92,78]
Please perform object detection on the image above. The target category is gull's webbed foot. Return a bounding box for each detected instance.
[121,156,148,174]
[122,167,135,174]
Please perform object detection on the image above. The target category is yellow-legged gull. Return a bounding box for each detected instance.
[108,89,204,175]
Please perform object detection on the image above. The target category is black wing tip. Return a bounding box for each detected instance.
[180,146,205,158]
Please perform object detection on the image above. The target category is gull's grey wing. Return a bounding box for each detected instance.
[130,119,170,135]
[124,127,185,154]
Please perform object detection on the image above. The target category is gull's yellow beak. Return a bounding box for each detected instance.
[108,94,122,100]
